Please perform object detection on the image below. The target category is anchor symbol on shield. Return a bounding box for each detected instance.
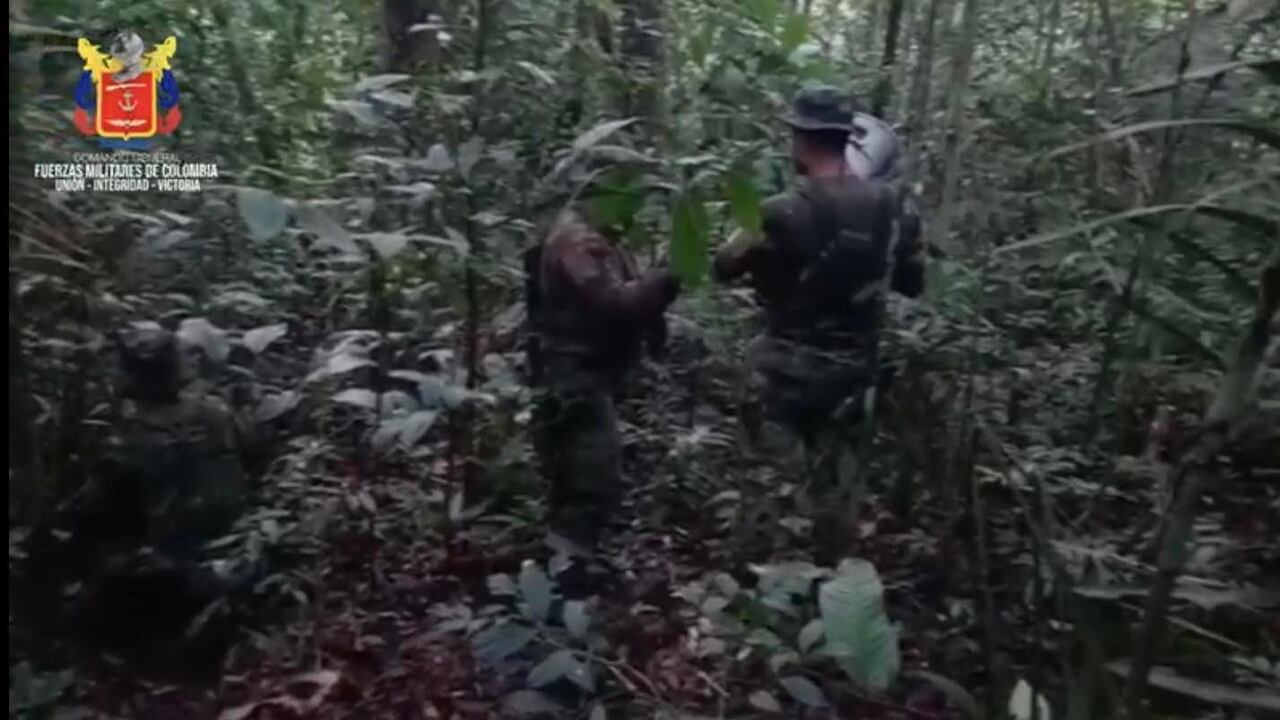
[119,91,137,113]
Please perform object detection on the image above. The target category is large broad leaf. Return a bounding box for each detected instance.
[1042,119,1280,162]
[571,118,639,153]
[457,136,485,180]
[519,561,554,622]
[398,410,438,447]
[671,191,710,289]
[797,619,825,653]
[502,690,562,716]
[325,99,385,126]
[237,187,289,241]
[242,323,287,354]
[1009,679,1053,720]
[354,73,411,93]
[306,352,374,383]
[471,622,537,667]
[527,648,591,686]
[749,690,783,713]
[294,202,359,255]
[818,559,900,691]
[744,0,782,30]
[332,388,378,410]
[1125,59,1280,97]
[255,391,300,423]
[779,12,808,55]
[357,232,412,260]
[421,144,455,173]
[178,317,230,362]
[527,650,593,691]
[778,676,826,707]
[724,163,763,234]
[563,600,590,640]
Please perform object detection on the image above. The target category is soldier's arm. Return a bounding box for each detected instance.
[550,232,680,324]
[712,196,788,283]
[891,197,926,298]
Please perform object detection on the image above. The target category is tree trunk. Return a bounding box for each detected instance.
[621,0,667,145]
[1039,0,1063,80]
[1096,0,1125,87]
[872,0,909,117]
[930,0,980,251]
[380,0,439,72]
[905,0,943,179]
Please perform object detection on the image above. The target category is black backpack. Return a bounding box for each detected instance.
[796,180,899,309]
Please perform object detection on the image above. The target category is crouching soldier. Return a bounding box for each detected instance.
[525,205,681,549]
[72,322,248,667]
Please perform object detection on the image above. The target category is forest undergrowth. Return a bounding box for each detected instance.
[9,0,1279,718]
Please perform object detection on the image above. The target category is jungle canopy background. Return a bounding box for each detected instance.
[7,0,1280,718]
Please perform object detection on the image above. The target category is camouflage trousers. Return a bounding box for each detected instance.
[739,333,876,559]
[531,353,624,547]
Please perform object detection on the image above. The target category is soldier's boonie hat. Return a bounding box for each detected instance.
[782,85,857,133]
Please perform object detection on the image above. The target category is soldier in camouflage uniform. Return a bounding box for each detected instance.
[526,206,681,548]
[713,86,925,556]
[89,322,246,569]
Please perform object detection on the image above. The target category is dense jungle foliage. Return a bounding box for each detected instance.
[8,0,1279,718]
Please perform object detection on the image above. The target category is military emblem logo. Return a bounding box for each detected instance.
[74,31,182,149]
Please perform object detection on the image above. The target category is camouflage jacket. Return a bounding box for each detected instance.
[531,217,680,371]
[713,175,925,346]
[104,391,245,558]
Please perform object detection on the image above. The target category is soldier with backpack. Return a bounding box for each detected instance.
[713,85,926,558]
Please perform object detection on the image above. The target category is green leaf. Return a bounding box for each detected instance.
[294,202,359,255]
[325,99,384,126]
[527,649,593,691]
[818,559,900,691]
[747,628,784,648]
[472,622,536,666]
[458,136,485,180]
[797,619,825,653]
[237,187,288,242]
[255,391,300,423]
[177,317,230,362]
[502,689,562,716]
[354,73,411,93]
[745,0,781,29]
[241,323,287,354]
[358,232,412,260]
[333,388,378,410]
[724,163,763,234]
[572,117,639,153]
[519,561,554,621]
[780,12,808,55]
[749,689,783,713]
[516,61,556,86]
[563,600,590,640]
[779,676,826,707]
[907,670,981,718]
[671,191,710,288]
[398,410,438,447]
[421,144,455,173]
